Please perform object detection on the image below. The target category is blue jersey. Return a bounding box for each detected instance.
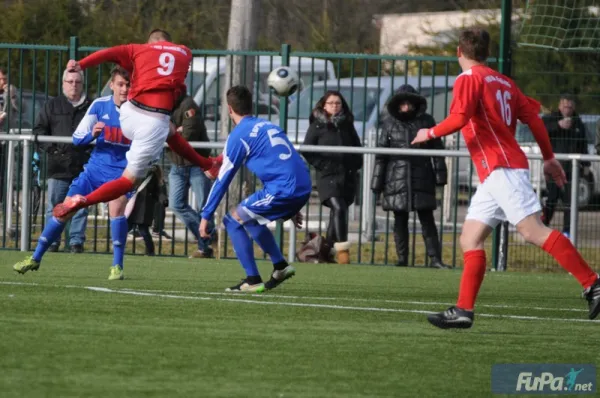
[72,96,130,179]
[202,116,311,220]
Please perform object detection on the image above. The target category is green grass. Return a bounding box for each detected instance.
[1,252,599,397]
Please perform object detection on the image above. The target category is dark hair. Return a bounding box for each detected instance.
[110,65,130,82]
[148,29,171,42]
[458,28,490,63]
[0,67,5,75]
[226,85,253,116]
[559,93,576,103]
[313,90,354,122]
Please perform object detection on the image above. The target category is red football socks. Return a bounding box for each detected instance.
[542,230,598,289]
[167,133,212,170]
[84,176,134,207]
[456,250,487,311]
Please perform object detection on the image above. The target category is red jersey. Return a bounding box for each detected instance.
[78,41,192,112]
[431,65,553,182]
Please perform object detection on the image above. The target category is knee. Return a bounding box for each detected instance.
[459,232,483,252]
[516,224,549,246]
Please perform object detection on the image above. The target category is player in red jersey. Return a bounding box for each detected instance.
[53,29,222,218]
[411,28,600,328]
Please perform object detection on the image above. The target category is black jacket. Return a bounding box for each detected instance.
[371,91,447,212]
[167,95,211,165]
[34,95,92,180]
[128,171,168,226]
[543,111,590,174]
[303,109,363,205]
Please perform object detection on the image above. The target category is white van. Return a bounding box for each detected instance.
[188,55,336,114]
[100,56,335,109]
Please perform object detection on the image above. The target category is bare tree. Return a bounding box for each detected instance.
[216,0,261,258]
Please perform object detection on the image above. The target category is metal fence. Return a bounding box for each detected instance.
[2,132,600,272]
[1,40,600,271]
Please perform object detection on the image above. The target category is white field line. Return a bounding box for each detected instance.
[117,287,588,314]
[1,281,598,324]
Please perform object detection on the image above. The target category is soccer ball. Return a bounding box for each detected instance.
[267,66,300,97]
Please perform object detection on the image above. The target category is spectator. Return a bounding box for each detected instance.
[151,184,171,240]
[303,90,363,264]
[0,67,20,129]
[127,165,168,256]
[542,94,590,238]
[34,69,91,253]
[371,85,448,268]
[166,93,214,258]
[0,67,21,201]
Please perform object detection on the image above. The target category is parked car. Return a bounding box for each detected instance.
[4,89,52,132]
[278,75,457,145]
[99,55,337,139]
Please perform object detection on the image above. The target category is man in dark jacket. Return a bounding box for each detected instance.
[371,84,448,268]
[167,94,214,258]
[541,94,590,238]
[34,69,92,252]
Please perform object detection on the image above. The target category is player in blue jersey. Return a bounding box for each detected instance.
[200,86,312,292]
[14,66,132,280]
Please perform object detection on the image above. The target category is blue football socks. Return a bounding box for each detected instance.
[33,217,65,262]
[243,219,285,265]
[111,216,128,268]
[223,213,260,278]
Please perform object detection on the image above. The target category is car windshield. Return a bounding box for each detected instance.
[185,72,207,97]
[289,85,382,122]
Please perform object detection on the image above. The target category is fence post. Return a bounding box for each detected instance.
[569,158,579,246]
[5,139,15,239]
[492,0,513,271]
[69,36,79,61]
[20,138,32,251]
[276,44,290,253]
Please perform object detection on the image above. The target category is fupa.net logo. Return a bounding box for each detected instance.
[492,364,597,395]
[516,368,594,393]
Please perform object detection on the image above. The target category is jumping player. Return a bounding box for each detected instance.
[53,29,221,219]
[14,66,133,280]
[411,28,600,328]
[199,86,311,292]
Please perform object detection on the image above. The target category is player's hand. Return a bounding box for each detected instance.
[199,218,210,239]
[176,126,183,133]
[558,117,573,130]
[291,212,303,229]
[66,59,81,73]
[544,158,567,188]
[411,128,431,145]
[0,112,6,124]
[92,122,105,137]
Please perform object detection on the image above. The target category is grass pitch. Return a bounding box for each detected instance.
[1,251,599,397]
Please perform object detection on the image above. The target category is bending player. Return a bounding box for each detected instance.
[411,28,600,328]
[14,66,133,280]
[53,29,221,219]
[199,86,311,292]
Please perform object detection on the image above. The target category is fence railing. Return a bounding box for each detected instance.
[2,133,600,272]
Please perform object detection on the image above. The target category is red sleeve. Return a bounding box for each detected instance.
[79,44,134,72]
[516,92,554,160]
[429,113,470,138]
[429,73,480,138]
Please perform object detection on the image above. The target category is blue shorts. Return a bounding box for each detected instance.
[67,168,134,199]
[236,189,310,225]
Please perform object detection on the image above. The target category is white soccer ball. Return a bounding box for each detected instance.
[267,66,300,97]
